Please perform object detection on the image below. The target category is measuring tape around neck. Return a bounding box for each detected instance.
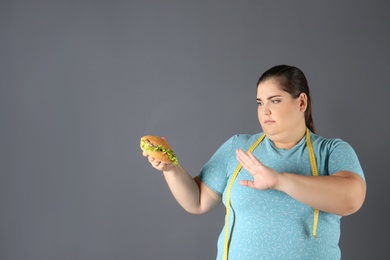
[222,129,319,260]
[305,128,319,238]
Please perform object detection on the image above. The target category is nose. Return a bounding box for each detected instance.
[261,105,271,116]
[258,106,271,117]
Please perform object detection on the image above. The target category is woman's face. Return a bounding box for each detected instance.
[256,77,307,144]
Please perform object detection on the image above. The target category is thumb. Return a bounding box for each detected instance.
[240,180,256,188]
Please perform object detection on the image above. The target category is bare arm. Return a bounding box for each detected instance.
[144,152,221,214]
[275,171,366,216]
[237,149,366,216]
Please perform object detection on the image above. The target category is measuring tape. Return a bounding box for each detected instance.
[222,129,319,260]
[305,128,319,238]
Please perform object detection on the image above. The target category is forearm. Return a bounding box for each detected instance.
[275,171,366,216]
[163,164,219,214]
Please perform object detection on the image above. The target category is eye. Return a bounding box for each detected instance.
[271,99,281,104]
[257,101,263,106]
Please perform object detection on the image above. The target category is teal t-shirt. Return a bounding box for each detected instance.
[199,132,365,260]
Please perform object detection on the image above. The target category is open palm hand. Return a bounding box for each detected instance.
[236,149,280,190]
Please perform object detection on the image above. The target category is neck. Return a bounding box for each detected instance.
[270,126,307,150]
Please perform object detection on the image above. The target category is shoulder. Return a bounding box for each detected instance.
[310,132,364,178]
[310,133,355,153]
[311,132,363,169]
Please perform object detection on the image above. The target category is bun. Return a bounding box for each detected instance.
[140,135,178,165]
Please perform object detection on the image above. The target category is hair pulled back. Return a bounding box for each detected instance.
[257,65,315,133]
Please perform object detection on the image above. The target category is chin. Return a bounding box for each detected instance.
[262,128,278,138]
[261,126,284,139]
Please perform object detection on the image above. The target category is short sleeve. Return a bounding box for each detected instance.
[327,140,365,182]
[198,136,236,195]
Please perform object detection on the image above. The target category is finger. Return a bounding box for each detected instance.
[240,180,256,188]
[157,162,168,170]
[236,149,251,164]
[153,161,162,169]
[237,150,258,171]
[247,151,262,165]
[149,157,162,168]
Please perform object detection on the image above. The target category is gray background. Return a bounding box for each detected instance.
[1,1,389,259]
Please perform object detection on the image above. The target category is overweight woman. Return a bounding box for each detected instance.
[142,65,366,260]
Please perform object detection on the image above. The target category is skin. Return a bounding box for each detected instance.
[143,151,221,214]
[143,78,366,216]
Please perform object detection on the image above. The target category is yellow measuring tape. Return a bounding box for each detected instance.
[222,133,265,260]
[306,128,319,238]
[222,129,319,260]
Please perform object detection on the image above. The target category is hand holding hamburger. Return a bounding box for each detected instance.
[140,135,179,171]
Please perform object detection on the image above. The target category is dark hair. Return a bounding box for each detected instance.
[257,65,315,133]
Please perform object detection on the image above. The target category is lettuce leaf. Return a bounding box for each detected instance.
[140,139,179,165]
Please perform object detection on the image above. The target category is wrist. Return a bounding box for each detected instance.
[163,164,180,175]
[274,172,287,192]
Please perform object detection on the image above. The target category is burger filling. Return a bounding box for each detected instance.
[140,138,178,165]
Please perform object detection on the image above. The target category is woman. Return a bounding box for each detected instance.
[143,65,366,259]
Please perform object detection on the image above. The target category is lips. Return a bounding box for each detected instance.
[264,120,275,125]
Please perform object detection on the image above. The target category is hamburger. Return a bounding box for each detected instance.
[140,135,179,165]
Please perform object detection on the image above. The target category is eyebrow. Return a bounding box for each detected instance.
[256,95,283,101]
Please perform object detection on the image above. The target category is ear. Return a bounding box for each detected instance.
[298,93,308,112]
